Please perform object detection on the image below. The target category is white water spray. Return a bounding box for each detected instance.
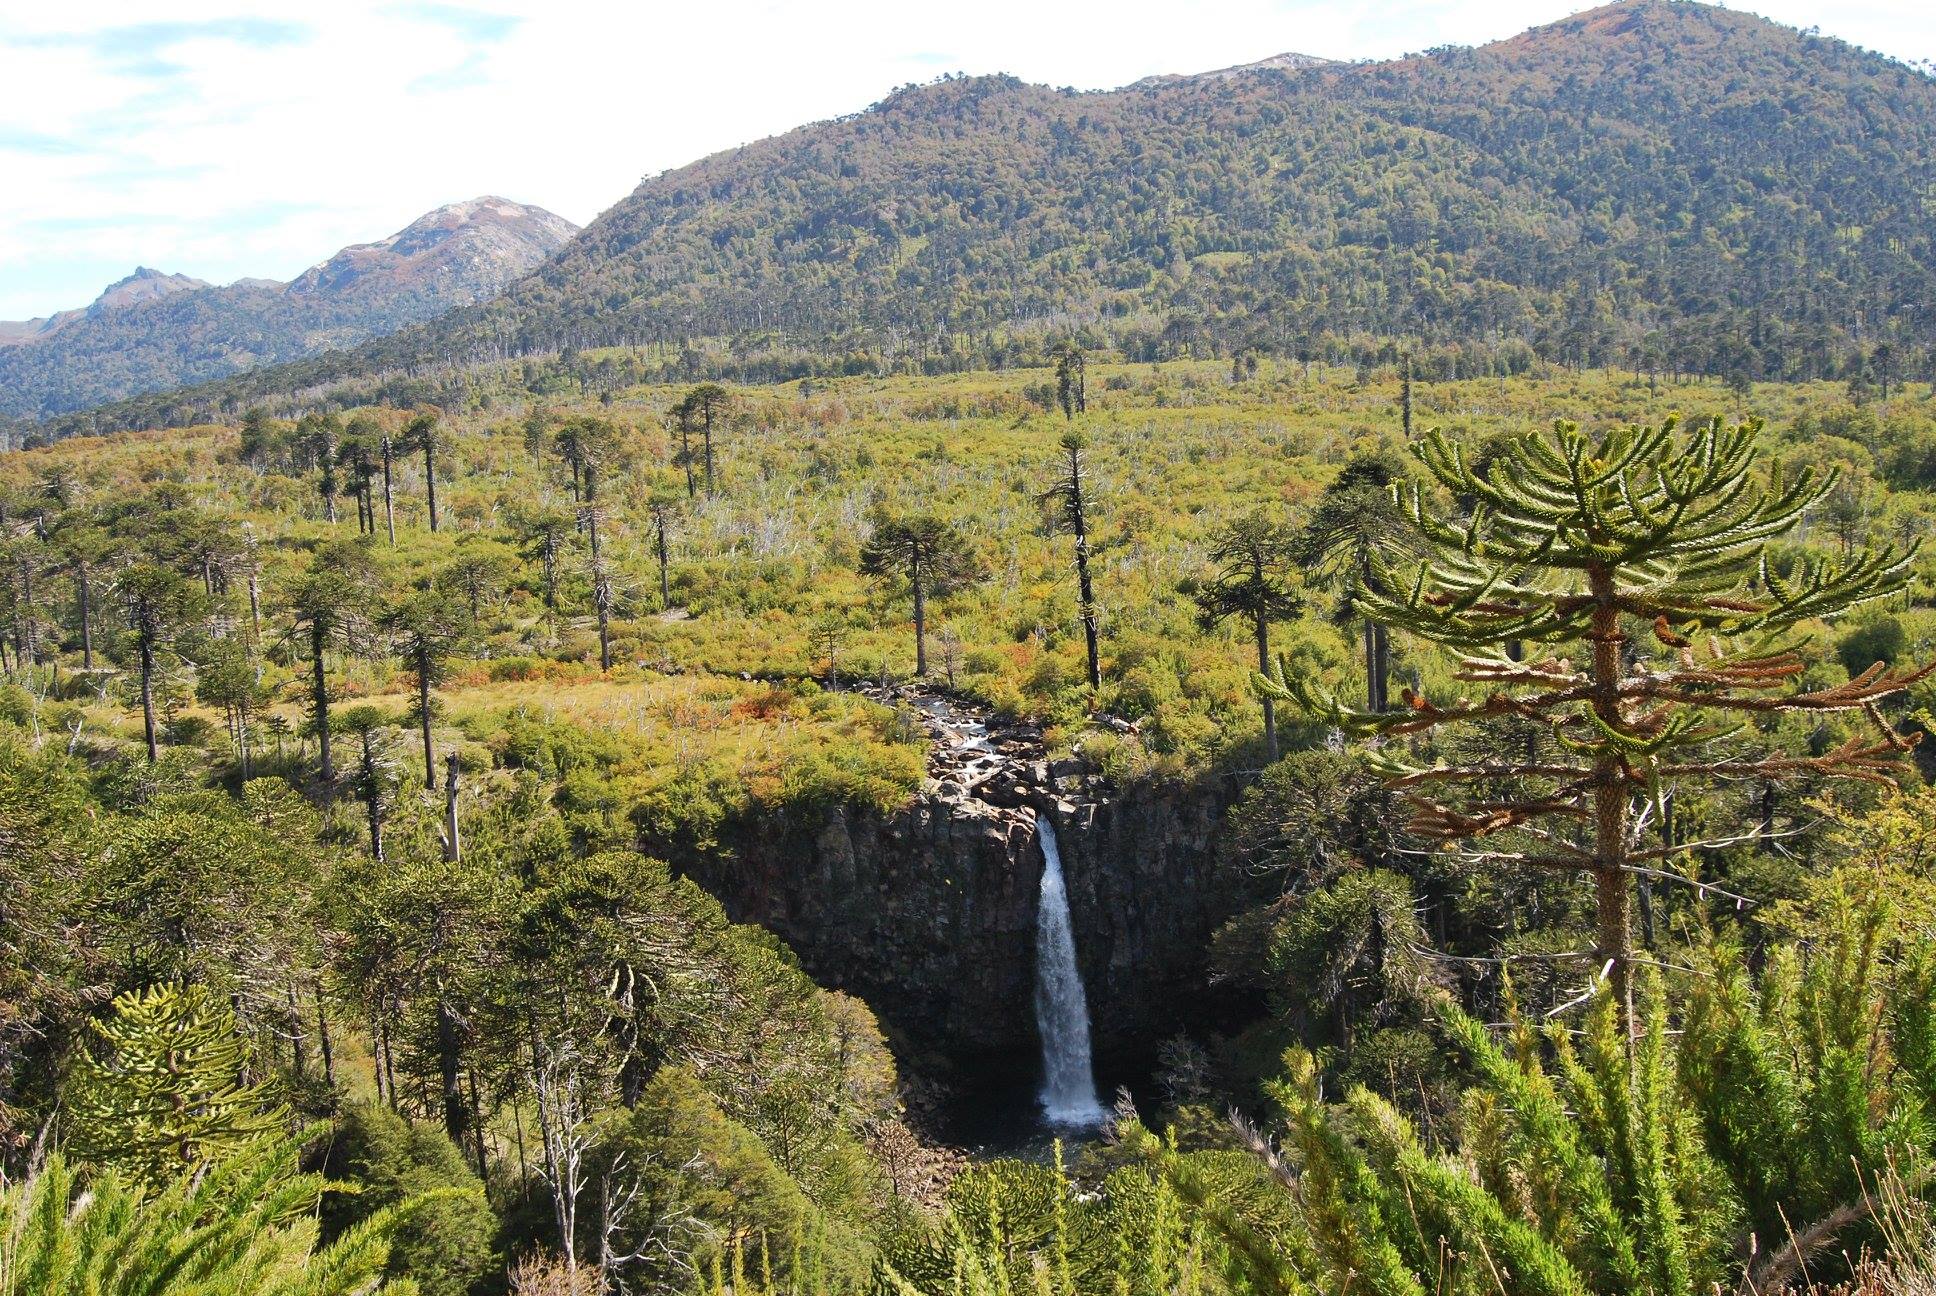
[1033,812,1108,1128]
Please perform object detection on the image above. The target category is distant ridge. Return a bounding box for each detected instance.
[286,197,578,299]
[0,198,577,419]
[0,269,210,349]
[19,0,1936,439]
[1130,51,1336,88]
[1201,51,1336,76]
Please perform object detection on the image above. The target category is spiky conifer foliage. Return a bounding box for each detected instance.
[859,512,979,678]
[1294,452,1414,714]
[1265,414,1930,1021]
[1043,431,1103,693]
[0,1132,414,1296]
[1128,798,1936,1296]
[1194,512,1302,758]
[878,1145,1216,1296]
[67,983,283,1186]
[1240,989,1739,1296]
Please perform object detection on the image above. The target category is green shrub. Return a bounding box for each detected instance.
[320,1103,497,1296]
[488,655,540,681]
[1838,615,1907,677]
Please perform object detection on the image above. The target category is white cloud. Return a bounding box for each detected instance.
[0,0,1930,319]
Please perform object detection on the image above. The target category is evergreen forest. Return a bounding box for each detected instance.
[10,1,1936,1293]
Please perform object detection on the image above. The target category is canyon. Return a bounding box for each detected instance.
[678,687,1246,1133]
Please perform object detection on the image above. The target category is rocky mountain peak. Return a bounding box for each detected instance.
[91,268,211,312]
[288,197,578,298]
[0,267,210,348]
[0,197,578,410]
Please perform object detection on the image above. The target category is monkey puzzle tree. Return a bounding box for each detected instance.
[1194,512,1302,760]
[647,490,680,610]
[51,511,114,671]
[515,506,574,613]
[118,563,205,762]
[196,636,270,779]
[1050,340,1086,419]
[404,413,446,533]
[677,384,729,496]
[68,983,282,1186]
[1042,431,1102,691]
[523,404,554,451]
[1400,354,1414,437]
[333,850,506,1165]
[300,413,342,525]
[337,425,380,536]
[860,512,978,678]
[1,532,49,670]
[384,588,466,790]
[552,417,590,503]
[559,418,622,671]
[338,704,401,861]
[346,412,396,544]
[37,465,80,512]
[1266,415,1928,1028]
[3,1136,414,1295]
[668,396,700,499]
[810,608,854,690]
[565,417,618,539]
[173,509,244,606]
[1297,452,1414,712]
[285,542,379,788]
[437,542,513,631]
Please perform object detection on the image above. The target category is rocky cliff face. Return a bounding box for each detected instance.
[680,691,1244,1088]
[1055,785,1242,1067]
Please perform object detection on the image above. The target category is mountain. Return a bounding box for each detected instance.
[25,0,1936,437]
[1133,51,1337,87]
[0,198,576,419]
[282,197,577,300]
[0,269,210,348]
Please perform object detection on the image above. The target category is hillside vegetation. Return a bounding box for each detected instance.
[10,358,1936,1290]
[14,0,1936,1287]
[29,0,1936,442]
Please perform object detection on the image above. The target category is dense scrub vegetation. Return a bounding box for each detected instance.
[25,0,1935,445]
[9,354,1936,1292]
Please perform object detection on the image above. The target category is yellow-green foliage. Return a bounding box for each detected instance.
[67,983,285,1188]
[0,1133,415,1296]
[881,1144,1216,1296]
[7,365,1933,787]
[596,1065,874,1294]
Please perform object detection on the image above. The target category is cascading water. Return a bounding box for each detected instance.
[1033,812,1108,1128]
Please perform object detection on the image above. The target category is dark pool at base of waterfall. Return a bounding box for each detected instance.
[930,1066,1151,1162]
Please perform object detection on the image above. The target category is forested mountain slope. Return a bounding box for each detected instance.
[496,0,1935,367]
[21,0,1936,440]
[0,198,576,421]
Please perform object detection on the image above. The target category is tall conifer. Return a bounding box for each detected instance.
[1267,415,1929,1025]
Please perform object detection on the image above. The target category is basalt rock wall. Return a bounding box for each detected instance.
[679,691,1245,1078]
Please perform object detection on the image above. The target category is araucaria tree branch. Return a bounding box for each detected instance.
[1264,414,1930,1030]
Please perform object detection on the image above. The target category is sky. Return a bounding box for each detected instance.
[1,0,1932,321]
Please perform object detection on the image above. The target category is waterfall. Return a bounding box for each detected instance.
[1033,812,1108,1128]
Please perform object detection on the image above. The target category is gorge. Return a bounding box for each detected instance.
[667,686,1246,1141]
